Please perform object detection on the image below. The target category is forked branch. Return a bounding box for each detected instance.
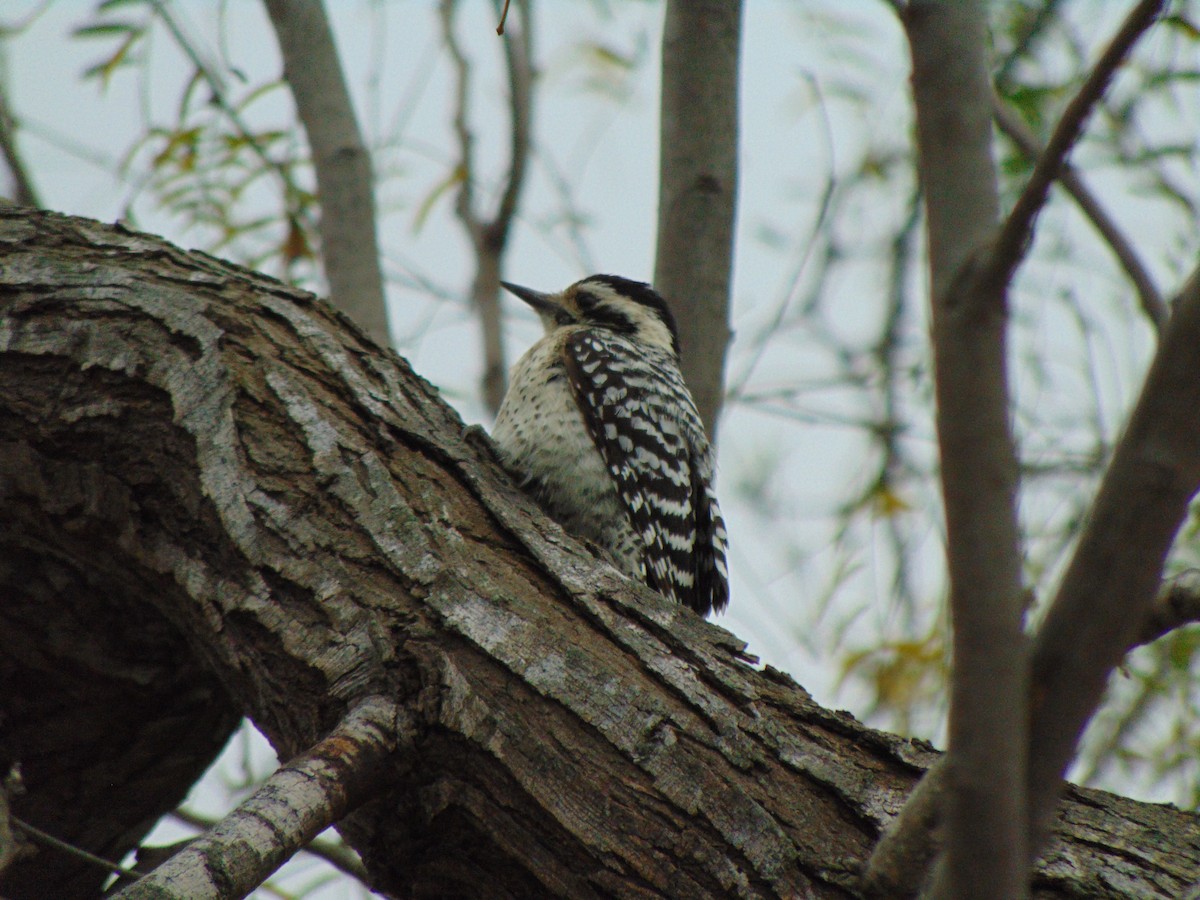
[988,0,1165,286]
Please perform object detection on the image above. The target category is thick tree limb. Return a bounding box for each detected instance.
[264,0,390,348]
[0,209,1198,898]
[655,0,741,433]
[905,2,1027,897]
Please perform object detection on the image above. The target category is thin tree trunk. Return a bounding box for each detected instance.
[265,0,390,348]
[906,2,1027,895]
[655,0,741,434]
[1,209,1198,899]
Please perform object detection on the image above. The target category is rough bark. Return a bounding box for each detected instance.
[0,208,1198,899]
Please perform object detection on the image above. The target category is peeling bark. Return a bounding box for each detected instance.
[0,209,1197,898]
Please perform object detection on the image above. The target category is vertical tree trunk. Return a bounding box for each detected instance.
[265,0,390,348]
[905,1,1028,896]
[655,0,741,434]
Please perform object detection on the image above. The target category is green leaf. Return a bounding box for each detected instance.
[1162,14,1200,41]
[72,21,141,39]
[80,30,141,89]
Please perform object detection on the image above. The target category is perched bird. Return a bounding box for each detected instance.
[492,274,729,616]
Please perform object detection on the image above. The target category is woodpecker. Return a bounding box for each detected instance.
[492,274,729,616]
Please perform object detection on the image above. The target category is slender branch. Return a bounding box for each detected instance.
[992,95,1167,334]
[11,815,146,881]
[491,0,533,249]
[116,697,407,899]
[0,83,39,207]
[989,0,1166,284]
[1026,259,1200,863]
[441,0,477,242]
[872,6,1171,892]
[264,0,391,347]
[440,0,534,414]
[994,0,1066,88]
[146,2,292,200]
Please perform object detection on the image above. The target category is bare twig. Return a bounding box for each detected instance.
[994,0,1066,87]
[11,815,146,881]
[145,2,292,199]
[989,0,1166,284]
[992,94,1167,334]
[441,0,533,414]
[0,84,39,207]
[494,5,533,250]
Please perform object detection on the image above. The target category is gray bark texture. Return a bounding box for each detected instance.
[655,0,740,434]
[1,208,1198,899]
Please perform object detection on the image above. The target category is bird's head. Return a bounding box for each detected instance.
[501,274,680,357]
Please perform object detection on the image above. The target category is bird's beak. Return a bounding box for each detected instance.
[501,281,555,313]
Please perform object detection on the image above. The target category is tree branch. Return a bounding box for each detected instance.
[991,94,1167,334]
[654,0,742,434]
[146,0,314,265]
[905,2,1027,896]
[989,0,1166,285]
[1027,259,1200,861]
[0,83,39,207]
[264,0,390,348]
[2,208,1199,898]
[117,697,404,899]
[169,809,369,883]
[440,0,534,415]
[493,0,533,246]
